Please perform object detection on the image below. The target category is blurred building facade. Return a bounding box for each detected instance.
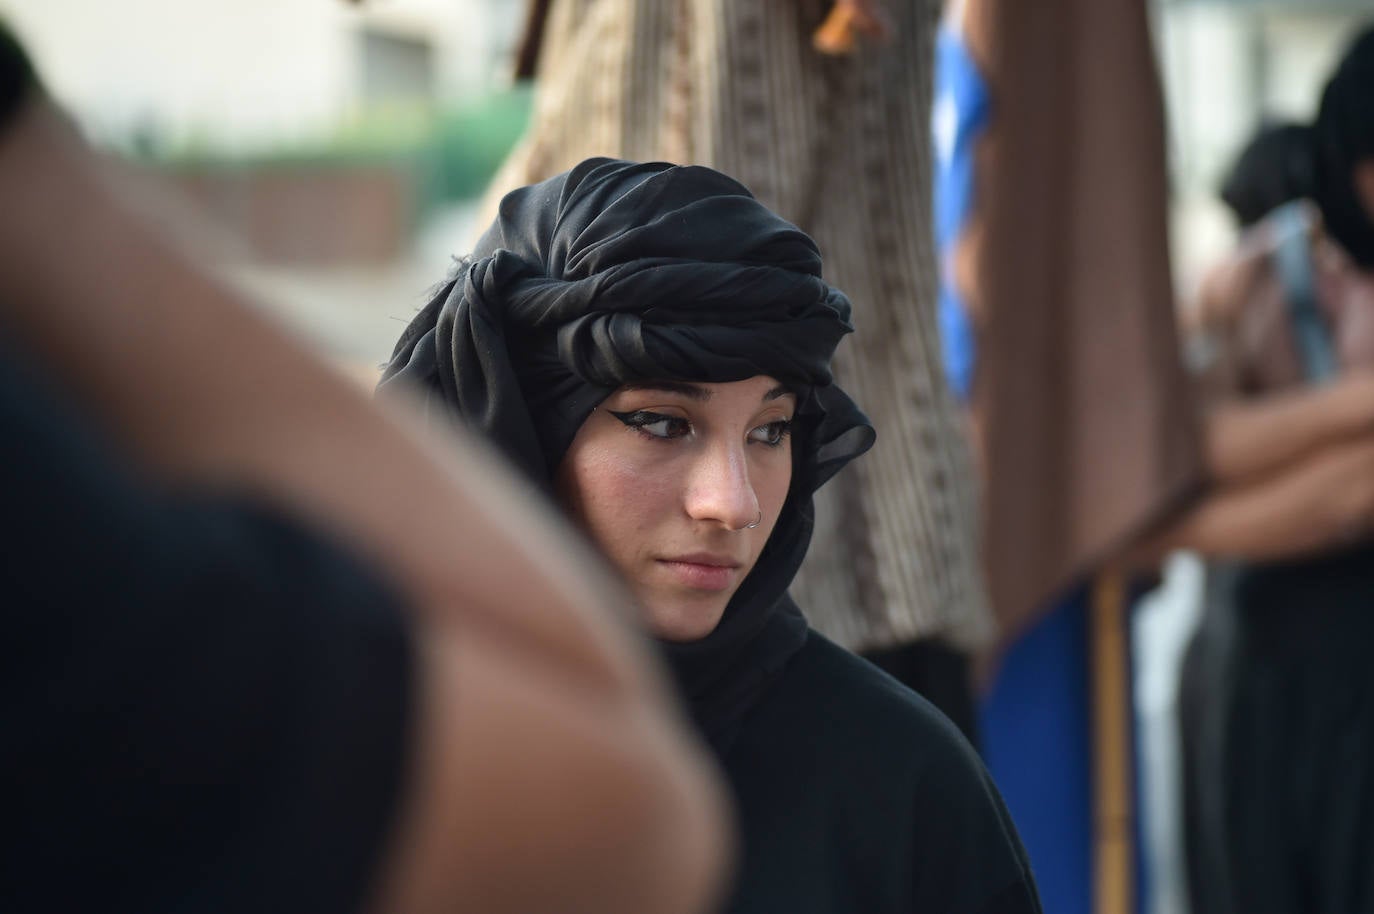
[0,0,525,369]
[0,0,522,151]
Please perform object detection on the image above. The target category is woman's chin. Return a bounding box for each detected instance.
[644,597,729,642]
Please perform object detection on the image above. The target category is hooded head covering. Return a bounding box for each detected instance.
[380,158,874,750]
[1312,24,1374,269]
[1219,121,1316,230]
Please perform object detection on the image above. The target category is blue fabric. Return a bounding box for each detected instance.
[980,595,1094,914]
[933,20,989,401]
[1271,201,1339,382]
[981,591,1151,914]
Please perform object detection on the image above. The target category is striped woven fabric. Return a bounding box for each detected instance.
[480,0,994,652]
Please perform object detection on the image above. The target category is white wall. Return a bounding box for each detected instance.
[1158,4,1368,295]
[1259,11,1361,118]
[0,0,521,151]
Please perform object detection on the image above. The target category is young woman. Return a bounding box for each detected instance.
[381,158,1040,914]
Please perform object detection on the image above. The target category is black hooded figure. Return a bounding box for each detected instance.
[381,158,1040,914]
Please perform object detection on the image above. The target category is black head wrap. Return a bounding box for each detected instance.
[1312,24,1374,268]
[1219,121,1316,229]
[379,158,874,751]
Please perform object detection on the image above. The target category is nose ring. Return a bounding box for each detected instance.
[744,510,762,530]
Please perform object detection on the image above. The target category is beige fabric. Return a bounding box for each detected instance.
[481,0,994,651]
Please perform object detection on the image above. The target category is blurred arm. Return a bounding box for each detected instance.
[0,93,730,914]
[374,622,731,914]
[0,94,634,689]
[1133,432,1374,566]
[1203,372,1374,485]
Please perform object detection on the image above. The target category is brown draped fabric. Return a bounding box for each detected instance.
[954,0,1203,640]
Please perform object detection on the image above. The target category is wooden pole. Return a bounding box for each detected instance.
[1091,569,1135,914]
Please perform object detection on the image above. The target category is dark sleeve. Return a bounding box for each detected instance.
[0,22,37,130]
[973,879,1046,914]
[0,347,414,914]
[907,710,1044,914]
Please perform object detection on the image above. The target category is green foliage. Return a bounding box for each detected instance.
[424,88,533,201]
[130,88,534,208]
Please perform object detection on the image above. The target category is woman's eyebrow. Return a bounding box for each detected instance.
[763,385,794,402]
[620,380,712,401]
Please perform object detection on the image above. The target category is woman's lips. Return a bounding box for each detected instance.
[657,555,741,591]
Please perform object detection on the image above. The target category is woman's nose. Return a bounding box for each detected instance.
[684,440,760,531]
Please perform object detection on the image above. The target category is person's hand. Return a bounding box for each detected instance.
[812,1,894,55]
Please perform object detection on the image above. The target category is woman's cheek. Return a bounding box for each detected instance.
[753,449,793,514]
[579,451,676,534]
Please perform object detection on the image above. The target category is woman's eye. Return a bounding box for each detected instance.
[749,419,793,448]
[609,409,692,440]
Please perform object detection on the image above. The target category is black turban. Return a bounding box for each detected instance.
[1313,24,1374,269]
[379,158,874,750]
[1218,122,1315,230]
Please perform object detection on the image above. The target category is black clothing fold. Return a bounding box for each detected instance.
[1182,545,1374,914]
[722,633,1038,914]
[862,638,981,747]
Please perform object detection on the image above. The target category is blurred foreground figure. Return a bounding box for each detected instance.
[0,25,728,914]
[1162,24,1374,914]
[487,0,993,742]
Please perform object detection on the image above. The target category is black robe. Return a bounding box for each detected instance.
[1182,543,1374,914]
[722,631,1040,914]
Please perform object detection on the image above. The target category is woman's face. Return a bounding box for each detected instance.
[556,375,796,642]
